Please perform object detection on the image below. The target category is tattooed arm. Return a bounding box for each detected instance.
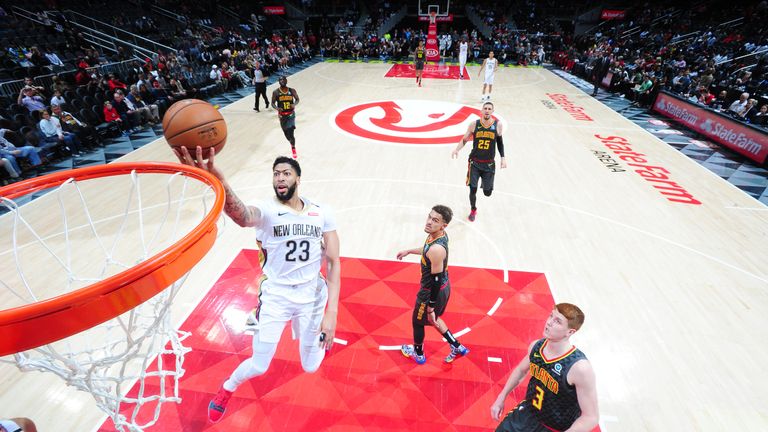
[174,146,262,227]
[221,181,261,227]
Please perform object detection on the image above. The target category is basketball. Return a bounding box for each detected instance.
[162,99,227,155]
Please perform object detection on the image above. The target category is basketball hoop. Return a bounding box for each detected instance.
[0,162,224,431]
[429,11,437,24]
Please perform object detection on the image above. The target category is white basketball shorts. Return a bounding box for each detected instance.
[253,277,328,346]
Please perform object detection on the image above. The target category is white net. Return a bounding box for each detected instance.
[0,168,220,431]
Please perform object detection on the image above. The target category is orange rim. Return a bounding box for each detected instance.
[0,162,225,356]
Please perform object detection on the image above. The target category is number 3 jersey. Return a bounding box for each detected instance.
[524,338,587,430]
[253,196,336,301]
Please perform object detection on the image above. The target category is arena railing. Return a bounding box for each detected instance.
[63,10,178,56]
[0,80,27,99]
[716,48,768,66]
[0,60,139,99]
[716,17,744,29]
[150,4,218,33]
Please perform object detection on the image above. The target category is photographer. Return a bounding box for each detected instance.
[17,86,47,113]
[23,77,46,95]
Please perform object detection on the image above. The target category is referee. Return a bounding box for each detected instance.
[253,61,269,112]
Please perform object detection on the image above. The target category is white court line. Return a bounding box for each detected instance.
[36,175,764,285]
[501,120,638,131]
[312,61,550,90]
[334,203,510,283]
[552,68,768,212]
[487,356,502,363]
[305,178,768,284]
[379,345,403,351]
[453,327,471,338]
[442,327,471,342]
[487,297,503,316]
[333,338,348,345]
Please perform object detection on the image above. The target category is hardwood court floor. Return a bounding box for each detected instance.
[1,62,767,431]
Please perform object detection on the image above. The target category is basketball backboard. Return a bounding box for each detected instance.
[418,0,450,17]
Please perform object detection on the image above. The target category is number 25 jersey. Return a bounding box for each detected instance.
[253,196,336,294]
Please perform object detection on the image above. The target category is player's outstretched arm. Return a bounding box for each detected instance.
[396,247,422,260]
[478,59,485,77]
[173,146,262,227]
[490,340,536,421]
[320,230,341,350]
[563,361,599,432]
[452,122,475,158]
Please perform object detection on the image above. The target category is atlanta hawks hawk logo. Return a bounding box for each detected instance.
[331,100,505,145]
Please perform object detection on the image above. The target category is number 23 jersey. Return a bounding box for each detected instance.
[254,196,336,294]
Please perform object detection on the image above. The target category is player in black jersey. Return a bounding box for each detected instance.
[451,101,507,221]
[396,205,469,364]
[414,40,426,87]
[271,76,301,159]
[490,303,598,432]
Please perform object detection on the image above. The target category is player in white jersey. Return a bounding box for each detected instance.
[174,148,341,424]
[479,51,498,100]
[458,38,468,79]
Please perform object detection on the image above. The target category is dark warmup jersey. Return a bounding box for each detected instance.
[524,338,587,430]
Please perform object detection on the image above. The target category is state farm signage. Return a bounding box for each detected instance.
[546,93,594,121]
[263,6,285,15]
[594,134,701,205]
[601,9,626,20]
[653,91,768,164]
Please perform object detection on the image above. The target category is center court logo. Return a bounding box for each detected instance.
[331,100,504,144]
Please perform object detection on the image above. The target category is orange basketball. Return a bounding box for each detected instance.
[162,99,227,155]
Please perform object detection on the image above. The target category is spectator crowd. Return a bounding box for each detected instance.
[0,2,315,183]
[2,0,766,185]
[552,1,767,129]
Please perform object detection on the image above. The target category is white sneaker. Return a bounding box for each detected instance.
[244,307,259,332]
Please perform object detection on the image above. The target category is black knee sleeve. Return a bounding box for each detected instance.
[283,127,295,144]
[483,189,493,197]
[413,324,425,345]
[469,187,478,210]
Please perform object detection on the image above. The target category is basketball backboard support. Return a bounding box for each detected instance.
[418,0,450,17]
